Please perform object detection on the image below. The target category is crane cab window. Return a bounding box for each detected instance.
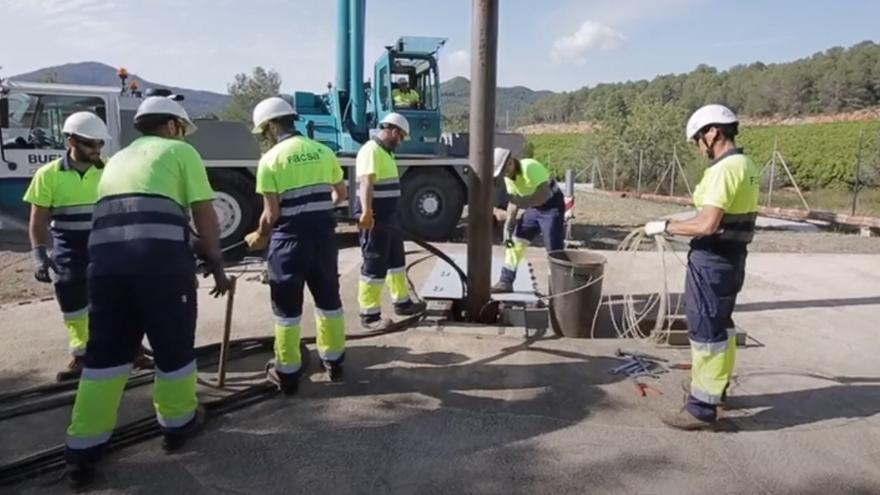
[1,93,107,150]
[390,57,437,111]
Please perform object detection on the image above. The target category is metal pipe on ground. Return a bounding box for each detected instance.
[465,0,499,322]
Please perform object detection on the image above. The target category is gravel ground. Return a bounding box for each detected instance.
[0,231,53,307]
[0,192,876,305]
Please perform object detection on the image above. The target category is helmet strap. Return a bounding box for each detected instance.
[701,129,720,161]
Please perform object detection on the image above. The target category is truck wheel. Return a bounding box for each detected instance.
[399,168,465,241]
[207,170,258,250]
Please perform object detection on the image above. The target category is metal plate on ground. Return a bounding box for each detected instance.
[420,254,539,303]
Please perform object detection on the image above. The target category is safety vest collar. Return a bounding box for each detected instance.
[60,151,103,173]
[277,131,302,143]
[708,147,744,168]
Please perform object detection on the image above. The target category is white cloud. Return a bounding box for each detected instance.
[443,49,470,79]
[551,21,626,64]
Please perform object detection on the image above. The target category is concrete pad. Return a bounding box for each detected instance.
[1,245,880,494]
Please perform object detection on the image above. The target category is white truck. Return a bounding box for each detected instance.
[0,80,479,247]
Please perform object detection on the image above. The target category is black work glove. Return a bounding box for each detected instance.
[32,246,57,284]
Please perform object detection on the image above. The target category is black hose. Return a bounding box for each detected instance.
[0,339,274,421]
[0,225,447,487]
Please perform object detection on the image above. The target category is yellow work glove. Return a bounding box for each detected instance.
[244,230,269,251]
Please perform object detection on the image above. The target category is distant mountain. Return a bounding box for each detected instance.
[11,62,229,117]
[11,63,558,128]
[440,76,555,130]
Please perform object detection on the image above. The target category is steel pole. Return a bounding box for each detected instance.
[466,0,499,322]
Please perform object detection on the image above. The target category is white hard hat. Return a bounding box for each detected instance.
[62,112,111,141]
[251,96,297,134]
[686,104,738,141]
[493,147,512,178]
[397,77,409,84]
[380,112,410,136]
[135,96,198,136]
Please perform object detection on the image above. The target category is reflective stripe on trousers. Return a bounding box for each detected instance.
[358,220,408,318]
[65,274,199,464]
[65,313,89,357]
[500,239,528,285]
[154,360,198,428]
[268,234,346,371]
[684,248,746,421]
[500,203,565,284]
[66,364,132,451]
[55,278,90,356]
[315,307,345,362]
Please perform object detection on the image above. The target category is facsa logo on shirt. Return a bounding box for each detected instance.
[287,150,324,164]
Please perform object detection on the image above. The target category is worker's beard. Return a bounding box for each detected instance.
[71,145,100,164]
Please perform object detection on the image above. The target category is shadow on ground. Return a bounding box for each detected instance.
[39,339,631,494]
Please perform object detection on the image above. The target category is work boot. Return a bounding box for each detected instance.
[490,280,513,294]
[394,300,427,317]
[680,378,729,403]
[162,404,207,453]
[660,408,716,431]
[65,461,96,491]
[56,356,85,382]
[266,362,302,396]
[320,357,345,382]
[360,317,393,332]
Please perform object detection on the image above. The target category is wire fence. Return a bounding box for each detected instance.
[562,133,880,218]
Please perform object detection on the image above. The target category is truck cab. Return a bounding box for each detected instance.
[0,82,127,219]
[0,81,262,249]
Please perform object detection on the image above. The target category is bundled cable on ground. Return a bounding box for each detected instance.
[0,226,465,488]
[597,228,684,341]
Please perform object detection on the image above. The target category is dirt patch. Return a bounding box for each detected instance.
[0,230,53,306]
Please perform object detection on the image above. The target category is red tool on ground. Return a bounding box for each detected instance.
[634,382,663,397]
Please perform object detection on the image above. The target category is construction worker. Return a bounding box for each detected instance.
[244,96,348,392]
[22,112,110,381]
[23,112,153,382]
[357,112,426,330]
[64,96,230,488]
[392,77,420,109]
[491,149,565,293]
[644,104,759,430]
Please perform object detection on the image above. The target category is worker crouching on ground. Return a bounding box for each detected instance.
[356,113,426,330]
[491,149,565,293]
[63,97,231,489]
[644,104,759,430]
[245,97,348,393]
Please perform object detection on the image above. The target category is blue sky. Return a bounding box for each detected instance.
[1,0,878,94]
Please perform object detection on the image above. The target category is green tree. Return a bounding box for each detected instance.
[221,67,282,122]
[522,40,880,124]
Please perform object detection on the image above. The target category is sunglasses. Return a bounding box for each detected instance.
[76,138,105,149]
